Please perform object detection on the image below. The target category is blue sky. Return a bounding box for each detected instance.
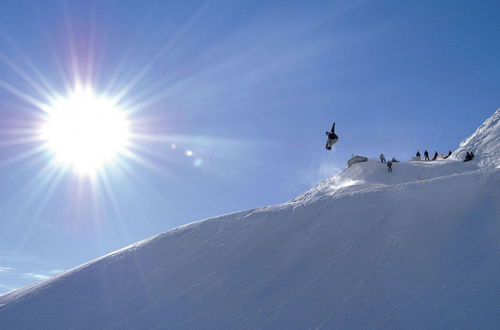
[0,0,499,293]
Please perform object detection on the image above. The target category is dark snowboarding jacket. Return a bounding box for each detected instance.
[327,132,338,140]
[326,122,338,140]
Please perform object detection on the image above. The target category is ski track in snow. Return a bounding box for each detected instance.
[0,110,499,329]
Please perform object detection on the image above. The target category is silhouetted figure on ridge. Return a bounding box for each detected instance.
[443,150,452,159]
[464,151,474,162]
[387,161,393,173]
[431,151,438,161]
[416,151,421,160]
[424,150,430,161]
[380,153,386,163]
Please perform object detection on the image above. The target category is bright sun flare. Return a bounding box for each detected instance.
[41,89,131,174]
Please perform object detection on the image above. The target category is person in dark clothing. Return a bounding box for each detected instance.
[380,153,386,163]
[424,150,430,161]
[327,122,336,139]
[416,151,421,160]
[431,151,438,161]
[387,161,393,173]
[391,157,399,162]
[443,150,452,159]
[464,151,475,162]
[325,122,338,150]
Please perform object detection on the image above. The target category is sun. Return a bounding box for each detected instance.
[41,88,131,174]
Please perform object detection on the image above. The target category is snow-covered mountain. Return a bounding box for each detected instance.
[1,111,499,329]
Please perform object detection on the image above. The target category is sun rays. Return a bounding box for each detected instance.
[0,2,207,176]
[0,0,264,233]
[0,55,210,230]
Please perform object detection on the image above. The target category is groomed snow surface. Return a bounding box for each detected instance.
[1,110,499,329]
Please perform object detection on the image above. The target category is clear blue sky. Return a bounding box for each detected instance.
[0,0,499,293]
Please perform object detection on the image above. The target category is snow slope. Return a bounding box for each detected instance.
[1,111,499,329]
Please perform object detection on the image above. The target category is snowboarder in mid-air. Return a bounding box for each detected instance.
[325,122,338,150]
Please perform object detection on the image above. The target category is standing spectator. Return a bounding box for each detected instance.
[416,151,421,160]
[380,153,386,163]
[424,150,430,161]
[387,161,393,173]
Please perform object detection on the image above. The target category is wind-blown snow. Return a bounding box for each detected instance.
[0,111,499,329]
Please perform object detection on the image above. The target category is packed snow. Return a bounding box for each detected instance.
[0,110,499,329]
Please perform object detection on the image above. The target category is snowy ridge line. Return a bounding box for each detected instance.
[0,167,498,328]
[0,208,262,301]
[0,234,161,301]
[169,208,256,233]
[329,167,491,197]
[459,108,499,148]
[292,167,495,206]
[291,157,484,205]
[2,160,492,302]
[7,160,485,302]
[242,164,493,215]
